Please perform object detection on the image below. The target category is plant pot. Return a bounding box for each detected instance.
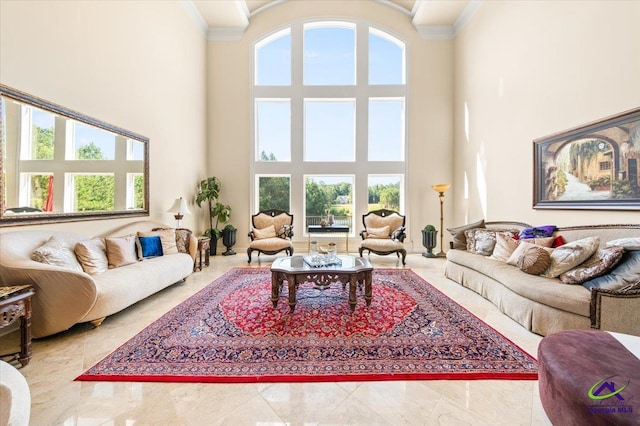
[222,228,237,256]
[209,234,218,256]
[422,230,438,258]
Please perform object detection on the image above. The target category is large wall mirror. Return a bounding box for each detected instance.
[0,84,149,226]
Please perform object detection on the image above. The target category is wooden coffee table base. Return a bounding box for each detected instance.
[271,270,372,312]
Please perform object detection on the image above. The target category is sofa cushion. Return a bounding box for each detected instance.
[541,237,600,278]
[138,229,178,255]
[137,235,163,259]
[105,235,138,268]
[32,236,83,272]
[74,238,108,275]
[361,238,404,251]
[489,232,519,262]
[559,246,625,285]
[447,219,485,250]
[467,228,520,256]
[506,240,554,266]
[248,237,292,251]
[153,227,191,253]
[582,251,640,291]
[253,225,277,240]
[606,237,640,251]
[517,245,551,275]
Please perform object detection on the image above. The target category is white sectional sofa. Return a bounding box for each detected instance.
[0,221,196,338]
[444,222,640,337]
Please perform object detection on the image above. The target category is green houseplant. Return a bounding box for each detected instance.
[422,224,438,258]
[195,177,231,255]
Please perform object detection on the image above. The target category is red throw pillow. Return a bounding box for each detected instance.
[552,235,566,248]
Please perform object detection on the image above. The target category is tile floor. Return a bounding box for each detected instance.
[4,254,553,425]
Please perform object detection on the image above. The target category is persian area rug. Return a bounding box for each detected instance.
[77,268,538,383]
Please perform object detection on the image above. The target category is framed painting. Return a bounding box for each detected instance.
[533,107,640,210]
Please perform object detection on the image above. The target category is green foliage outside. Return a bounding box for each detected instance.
[75,142,114,211]
[29,126,54,209]
[259,176,290,211]
[612,180,640,199]
[368,182,400,211]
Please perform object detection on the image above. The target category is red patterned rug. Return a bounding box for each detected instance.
[76,268,537,383]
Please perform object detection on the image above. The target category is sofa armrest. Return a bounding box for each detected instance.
[0,261,97,338]
[590,287,640,336]
[187,233,198,262]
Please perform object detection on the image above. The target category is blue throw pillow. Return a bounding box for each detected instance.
[138,235,163,258]
[582,251,640,291]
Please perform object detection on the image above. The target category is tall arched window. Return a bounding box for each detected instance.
[252,21,406,235]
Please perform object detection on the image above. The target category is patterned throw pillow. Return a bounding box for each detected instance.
[32,236,83,272]
[506,241,554,266]
[606,237,640,251]
[153,227,191,253]
[466,228,519,256]
[541,237,600,278]
[583,251,640,291]
[517,245,552,275]
[560,246,625,284]
[447,219,485,250]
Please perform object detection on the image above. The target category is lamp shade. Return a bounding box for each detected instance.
[167,197,191,215]
[431,183,451,193]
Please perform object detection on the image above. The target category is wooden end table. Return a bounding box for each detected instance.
[0,285,35,367]
[194,237,211,271]
[270,255,373,312]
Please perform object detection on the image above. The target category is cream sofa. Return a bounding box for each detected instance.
[444,222,640,337]
[0,360,30,426]
[0,221,196,338]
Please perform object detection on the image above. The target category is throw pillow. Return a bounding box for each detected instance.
[517,245,552,275]
[154,227,191,253]
[447,219,485,250]
[467,228,519,256]
[138,229,178,255]
[489,232,519,262]
[32,236,83,272]
[136,235,164,258]
[105,235,138,268]
[606,237,640,251]
[583,251,640,291]
[74,238,108,275]
[551,235,566,248]
[519,225,557,239]
[506,241,554,266]
[366,226,390,239]
[253,225,276,240]
[560,246,625,285]
[541,237,600,278]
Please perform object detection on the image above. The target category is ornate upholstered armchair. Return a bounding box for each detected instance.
[247,209,294,263]
[359,209,407,265]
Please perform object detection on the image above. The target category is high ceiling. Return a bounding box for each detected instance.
[187,0,479,40]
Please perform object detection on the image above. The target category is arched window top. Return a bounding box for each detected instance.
[255,28,291,86]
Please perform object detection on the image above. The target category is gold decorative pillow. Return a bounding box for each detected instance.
[32,236,83,271]
[466,228,519,256]
[105,235,138,268]
[560,246,625,284]
[74,238,108,275]
[253,225,277,240]
[490,232,519,262]
[517,246,552,275]
[138,229,178,255]
[366,226,390,239]
[541,237,600,278]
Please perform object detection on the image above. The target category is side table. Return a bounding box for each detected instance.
[0,285,35,367]
[194,237,211,271]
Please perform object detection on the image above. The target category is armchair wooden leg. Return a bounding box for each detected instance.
[247,248,253,263]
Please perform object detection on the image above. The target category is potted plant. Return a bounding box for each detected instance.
[422,224,438,258]
[222,224,237,256]
[195,177,231,255]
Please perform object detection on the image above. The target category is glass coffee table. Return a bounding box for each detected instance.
[270,255,373,312]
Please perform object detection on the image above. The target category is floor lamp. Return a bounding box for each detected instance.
[431,183,450,258]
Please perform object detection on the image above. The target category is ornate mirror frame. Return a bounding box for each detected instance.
[0,84,149,226]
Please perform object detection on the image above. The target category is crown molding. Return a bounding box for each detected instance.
[207,27,246,41]
[415,25,455,40]
[180,0,207,34]
[453,0,483,35]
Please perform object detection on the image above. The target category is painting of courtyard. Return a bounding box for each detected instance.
[540,114,640,204]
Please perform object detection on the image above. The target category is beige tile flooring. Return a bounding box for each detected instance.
[4,254,553,425]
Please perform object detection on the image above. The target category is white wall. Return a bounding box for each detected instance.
[207,0,454,252]
[453,0,640,227]
[0,0,208,235]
